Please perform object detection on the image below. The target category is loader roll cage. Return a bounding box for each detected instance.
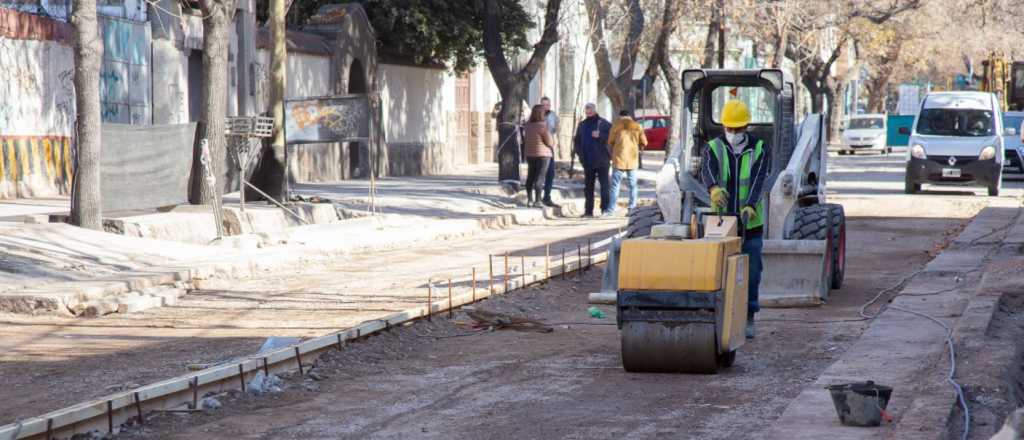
[681,69,797,194]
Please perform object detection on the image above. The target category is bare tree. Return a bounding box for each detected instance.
[70,0,102,229]
[482,0,563,183]
[584,0,645,114]
[189,0,238,204]
[644,0,683,155]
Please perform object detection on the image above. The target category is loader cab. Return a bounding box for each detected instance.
[680,69,796,188]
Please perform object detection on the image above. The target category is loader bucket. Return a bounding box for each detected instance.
[759,239,829,307]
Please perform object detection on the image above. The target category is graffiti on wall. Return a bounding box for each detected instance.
[0,37,75,137]
[0,135,73,198]
[99,16,151,124]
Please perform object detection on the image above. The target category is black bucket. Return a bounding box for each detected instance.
[825,381,893,427]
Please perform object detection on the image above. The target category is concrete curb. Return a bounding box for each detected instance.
[760,201,1022,439]
[1,194,594,316]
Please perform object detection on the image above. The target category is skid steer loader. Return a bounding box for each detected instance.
[603,69,847,373]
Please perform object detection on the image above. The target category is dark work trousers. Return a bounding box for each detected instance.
[542,157,556,200]
[742,233,764,318]
[584,166,610,215]
[526,157,551,203]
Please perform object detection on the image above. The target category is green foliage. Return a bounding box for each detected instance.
[261,0,534,73]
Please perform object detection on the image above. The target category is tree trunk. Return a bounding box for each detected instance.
[825,85,844,143]
[70,0,102,229]
[189,0,237,204]
[481,0,561,184]
[495,83,526,183]
[247,0,286,201]
[771,27,788,68]
[661,60,682,159]
[702,7,718,68]
[716,0,725,68]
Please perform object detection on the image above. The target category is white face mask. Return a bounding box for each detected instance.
[725,131,746,147]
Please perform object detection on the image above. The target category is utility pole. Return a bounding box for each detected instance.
[269,0,287,198]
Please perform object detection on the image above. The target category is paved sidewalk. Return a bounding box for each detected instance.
[0,163,652,316]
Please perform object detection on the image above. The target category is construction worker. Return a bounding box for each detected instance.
[700,99,771,339]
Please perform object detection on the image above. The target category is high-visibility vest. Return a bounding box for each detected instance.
[709,138,765,230]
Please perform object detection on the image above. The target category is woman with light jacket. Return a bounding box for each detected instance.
[523,105,556,207]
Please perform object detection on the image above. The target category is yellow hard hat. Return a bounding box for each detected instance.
[721,100,751,128]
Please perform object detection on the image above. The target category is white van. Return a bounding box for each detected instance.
[839,113,888,155]
[903,91,1008,196]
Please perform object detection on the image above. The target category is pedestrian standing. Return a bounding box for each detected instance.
[607,110,647,216]
[540,97,560,207]
[524,105,556,207]
[573,103,611,217]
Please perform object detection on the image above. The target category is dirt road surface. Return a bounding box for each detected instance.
[101,153,1023,439]
[0,216,622,422]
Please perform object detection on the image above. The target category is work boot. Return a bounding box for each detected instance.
[746,317,756,339]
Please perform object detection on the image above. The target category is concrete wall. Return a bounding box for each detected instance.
[378,63,449,176]
[254,49,333,111]
[0,10,75,198]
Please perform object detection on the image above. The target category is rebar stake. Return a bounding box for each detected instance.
[521,255,526,288]
[545,244,550,278]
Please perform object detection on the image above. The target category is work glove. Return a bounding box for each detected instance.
[740,205,757,225]
[710,186,729,212]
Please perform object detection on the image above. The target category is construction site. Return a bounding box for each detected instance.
[4,0,1024,438]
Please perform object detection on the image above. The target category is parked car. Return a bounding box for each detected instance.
[838,113,889,155]
[1001,111,1024,175]
[903,91,1007,196]
[636,115,670,151]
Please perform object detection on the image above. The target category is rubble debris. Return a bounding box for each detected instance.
[460,309,553,333]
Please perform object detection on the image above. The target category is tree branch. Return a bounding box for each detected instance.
[520,0,564,81]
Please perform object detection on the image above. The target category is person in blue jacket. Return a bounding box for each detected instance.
[573,103,612,217]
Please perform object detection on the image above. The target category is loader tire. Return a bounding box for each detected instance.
[626,205,664,238]
[823,203,846,290]
[784,204,832,241]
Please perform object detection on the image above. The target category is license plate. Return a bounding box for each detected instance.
[942,168,961,178]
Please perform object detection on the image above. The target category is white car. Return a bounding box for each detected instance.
[903,91,1007,196]
[838,114,889,155]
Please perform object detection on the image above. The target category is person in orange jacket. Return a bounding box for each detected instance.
[606,110,648,217]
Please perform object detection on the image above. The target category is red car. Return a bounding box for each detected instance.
[636,115,670,151]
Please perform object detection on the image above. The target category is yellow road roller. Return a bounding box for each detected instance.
[615,214,748,374]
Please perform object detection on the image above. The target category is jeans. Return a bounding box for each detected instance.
[608,168,638,213]
[525,157,551,203]
[742,234,763,317]
[584,166,610,216]
[543,158,556,200]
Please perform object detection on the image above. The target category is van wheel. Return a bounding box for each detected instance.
[838,150,847,156]
[904,178,920,194]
